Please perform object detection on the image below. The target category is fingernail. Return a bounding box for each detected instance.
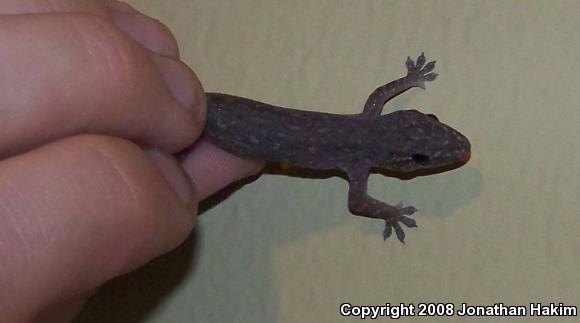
[152,55,203,114]
[145,149,196,209]
[106,1,180,58]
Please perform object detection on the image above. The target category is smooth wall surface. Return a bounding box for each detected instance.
[76,1,579,322]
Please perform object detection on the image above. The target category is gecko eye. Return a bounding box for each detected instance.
[427,114,439,121]
[411,154,430,163]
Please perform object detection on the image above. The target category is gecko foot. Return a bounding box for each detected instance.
[405,52,438,89]
[383,202,418,242]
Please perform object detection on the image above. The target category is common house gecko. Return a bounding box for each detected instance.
[201,53,471,242]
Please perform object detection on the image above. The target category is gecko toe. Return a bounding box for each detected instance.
[383,224,393,240]
[401,216,417,228]
[424,73,438,82]
[397,201,417,215]
[416,52,426,69]
[402,206,418,215]
[394,223,406,243]
[405,56,415,70]
[422,61,436,74]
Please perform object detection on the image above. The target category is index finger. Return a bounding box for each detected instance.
[0,13,204,158]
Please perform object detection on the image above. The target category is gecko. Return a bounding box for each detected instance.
[202,53,471,242]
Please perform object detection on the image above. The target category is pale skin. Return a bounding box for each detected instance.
[0,1,263,323]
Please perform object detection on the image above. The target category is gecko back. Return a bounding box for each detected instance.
[204,93,365,169]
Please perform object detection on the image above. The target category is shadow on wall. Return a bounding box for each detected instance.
[74,163,482,323]
[73,229,200,323]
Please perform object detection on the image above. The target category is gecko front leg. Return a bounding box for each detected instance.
[362,53,437,119]
[347,166,418,242]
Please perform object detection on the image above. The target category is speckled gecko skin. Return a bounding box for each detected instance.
[203,53,471,242]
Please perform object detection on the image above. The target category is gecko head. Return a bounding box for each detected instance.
[371,110,471,175]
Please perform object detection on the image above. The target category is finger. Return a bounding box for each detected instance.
[181,139,265,200]
[0,0,108,15]
[0,135,196,322]
[0,0,180,58]
[30,297,88,323]
[0,13,204,158]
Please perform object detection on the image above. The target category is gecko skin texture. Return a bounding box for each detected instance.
[203,53,471,242]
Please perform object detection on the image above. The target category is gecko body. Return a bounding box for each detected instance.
[203,54,471,242]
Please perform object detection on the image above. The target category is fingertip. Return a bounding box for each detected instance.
[144,148,197,211]
[181,139,265,200]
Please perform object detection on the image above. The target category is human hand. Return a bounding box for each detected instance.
[0,1,263,322]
